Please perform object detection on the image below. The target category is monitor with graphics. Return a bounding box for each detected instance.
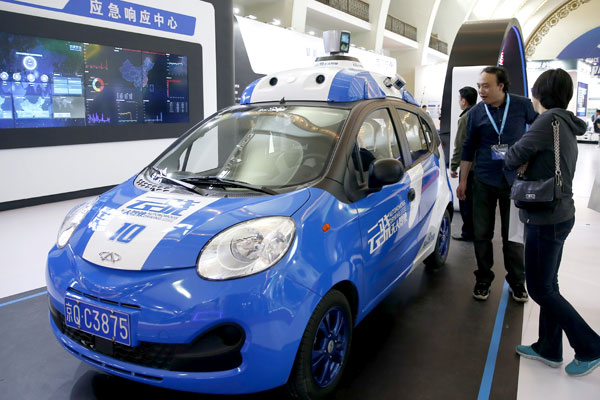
[0,31,189,129]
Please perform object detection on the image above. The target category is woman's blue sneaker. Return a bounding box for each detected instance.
[516,345,562,368]
[565,357,600,377]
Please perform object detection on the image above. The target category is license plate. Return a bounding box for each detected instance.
[64,297,131,346]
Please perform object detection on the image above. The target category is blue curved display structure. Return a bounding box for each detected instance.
[439,19,529,161]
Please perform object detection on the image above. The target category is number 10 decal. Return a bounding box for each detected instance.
[109,223,146,243]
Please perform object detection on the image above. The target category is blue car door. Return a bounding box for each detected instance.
[350,107,415,310]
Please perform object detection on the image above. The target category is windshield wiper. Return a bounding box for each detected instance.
[180,176,276,195]
[149,167,204,194]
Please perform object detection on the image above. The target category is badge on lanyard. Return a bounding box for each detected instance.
[485,94,510,160]
[491,144,508,160]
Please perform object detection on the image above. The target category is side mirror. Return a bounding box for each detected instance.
[368,158,404,191]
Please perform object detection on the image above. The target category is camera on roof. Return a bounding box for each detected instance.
[323,30,351,54]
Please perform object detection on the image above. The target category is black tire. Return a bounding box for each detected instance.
[425,209,451,271]
[286,290,353,400]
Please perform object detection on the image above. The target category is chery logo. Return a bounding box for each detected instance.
[99,251,121,263]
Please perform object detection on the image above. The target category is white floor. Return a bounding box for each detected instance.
[517,143,600,399]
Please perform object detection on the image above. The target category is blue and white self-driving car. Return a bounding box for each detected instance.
[46,31,453,399]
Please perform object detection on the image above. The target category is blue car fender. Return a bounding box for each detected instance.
[283,188,364,324]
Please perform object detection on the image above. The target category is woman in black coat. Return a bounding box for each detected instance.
[505,68,600,376]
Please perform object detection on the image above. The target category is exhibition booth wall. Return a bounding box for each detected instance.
[0,0,233,207]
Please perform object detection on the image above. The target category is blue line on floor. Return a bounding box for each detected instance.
[0,291,47,308]
[477,280,510,400]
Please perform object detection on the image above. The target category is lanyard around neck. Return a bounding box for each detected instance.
[484,93,510,139]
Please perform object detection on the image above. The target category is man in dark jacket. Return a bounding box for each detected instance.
[457,66,537,302]
[450,86,477,241]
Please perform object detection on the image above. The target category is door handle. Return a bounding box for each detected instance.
[408,188,416,202]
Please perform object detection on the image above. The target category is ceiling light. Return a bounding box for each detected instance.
[247,14,257,20]
[308,31,315,36]
[233,7,240,14]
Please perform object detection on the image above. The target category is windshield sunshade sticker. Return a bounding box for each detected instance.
[367,200,408,254]
[406,164,424,229]
[82,193,218,270]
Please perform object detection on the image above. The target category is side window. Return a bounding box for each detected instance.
[355,108,401,168]
[420,116,434,147]
[397,109,430,162]
[351,108,402,186]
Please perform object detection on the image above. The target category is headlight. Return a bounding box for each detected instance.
[57,197,98,249]
[197,217,296,280]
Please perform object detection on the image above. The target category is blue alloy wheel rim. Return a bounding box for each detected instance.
[311,306,349,387]
[438,215,450,259]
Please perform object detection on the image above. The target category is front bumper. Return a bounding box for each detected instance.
[46,246,320,394]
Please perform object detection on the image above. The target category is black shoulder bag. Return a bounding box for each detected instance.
[510,118,562,210]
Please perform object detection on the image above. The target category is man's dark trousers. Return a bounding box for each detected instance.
[459,170,474,238]
[472,177,524,286]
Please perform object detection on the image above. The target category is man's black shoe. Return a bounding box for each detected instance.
[509,284,529,303]
[452,234,473,242]
[473,282,491,300]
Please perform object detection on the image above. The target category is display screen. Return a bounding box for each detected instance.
[0,31,189,129]
[340,32,350,53]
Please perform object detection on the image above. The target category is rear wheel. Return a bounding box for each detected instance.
[425,209,451,270]
[286,290,352,399]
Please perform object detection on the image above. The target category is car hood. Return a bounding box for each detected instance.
[74,180,310,271]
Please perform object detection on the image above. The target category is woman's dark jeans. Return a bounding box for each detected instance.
[525,217,600,362]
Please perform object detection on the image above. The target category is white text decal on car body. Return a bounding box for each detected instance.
[367,200,408,254]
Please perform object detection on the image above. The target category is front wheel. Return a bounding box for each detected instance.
[425,209,451,270]
[286,290,352,399]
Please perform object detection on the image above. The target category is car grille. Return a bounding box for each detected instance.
[50,302,244,373]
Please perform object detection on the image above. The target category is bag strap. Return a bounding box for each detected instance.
[552,117,562,187]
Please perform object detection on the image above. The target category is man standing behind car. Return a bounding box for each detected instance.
[450,86,477,241]
[457,66,537,302]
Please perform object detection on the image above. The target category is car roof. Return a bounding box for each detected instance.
[240,57,419,106]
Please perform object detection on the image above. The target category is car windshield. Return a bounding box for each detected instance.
[152,105,349,189]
